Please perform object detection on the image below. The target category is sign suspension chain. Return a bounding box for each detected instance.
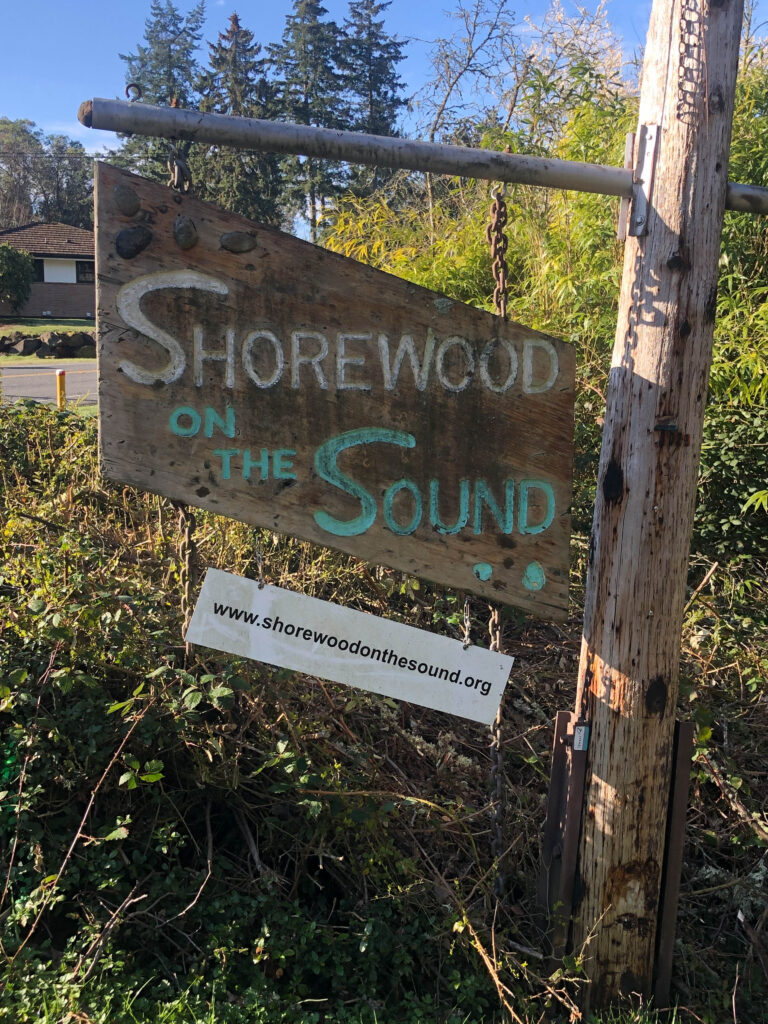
[172,502,197,657]
[167,145,196,657]
[486,187,509,321]
[486,184,509,902]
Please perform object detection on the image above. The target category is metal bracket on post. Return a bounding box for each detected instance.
[629,124,660,237]
[654,720,695,1007]
[538,711,589,959]
[617,132,636,241]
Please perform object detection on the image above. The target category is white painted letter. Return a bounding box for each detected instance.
[479,339,518,394]
[291,331,328,389]
[523,338,558,394]
[436,336,474,393]
[194,325,235,388]
[243,330,284,389]
[116,271,228,385]
[378,331,435,391]
[336,333,371,391]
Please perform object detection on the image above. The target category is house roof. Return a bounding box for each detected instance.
[0,222,94,259]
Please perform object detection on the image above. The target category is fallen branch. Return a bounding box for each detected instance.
[700,755,768,844]
[163,800,213,924]
[72,885,148,983]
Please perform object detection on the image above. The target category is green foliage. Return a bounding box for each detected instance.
[115,0,207,181]
[120,0,206,108]
[190,13,284,226]
[269,1,348,240]
[0,243,34,312]
[0,118,94,230]
[0,404,528,1023]
[340,0,406,138]
[339,0,407,196]
[695,405,768,558]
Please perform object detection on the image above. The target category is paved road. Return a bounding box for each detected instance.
[1,362,97,405]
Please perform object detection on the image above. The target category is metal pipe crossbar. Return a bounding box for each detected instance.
[79,97,768,215]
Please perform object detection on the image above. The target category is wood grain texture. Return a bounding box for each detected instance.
[95,164,574,617]
[571,0,744,1007]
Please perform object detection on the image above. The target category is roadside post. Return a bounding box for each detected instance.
[568,0,745,1007]
[55,369,66,410]
[78,0,761,1006]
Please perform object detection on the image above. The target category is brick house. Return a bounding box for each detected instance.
[0,222,94,318]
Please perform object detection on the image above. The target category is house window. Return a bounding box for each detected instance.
[34,259,45,282]
[43,259,77,283]
[76,260,95,284]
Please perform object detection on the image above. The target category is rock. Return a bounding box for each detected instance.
[0,331,24,353]
[220,230,258,253]
[174,215,198,250]
[54,344,80,359]
[67,331,95,348]
[70,345,96,359]
[114,183,141,217]
[40,332,65,354]
[35,342,53,358]
[8,334,41,356]
[116,225,153,259]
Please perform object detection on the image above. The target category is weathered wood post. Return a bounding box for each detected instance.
[572,0,744,1008]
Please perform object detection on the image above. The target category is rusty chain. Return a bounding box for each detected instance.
[167,134,195,651]
[254,531,266,589]
[462,595,472,649]
[485,188,509,321]
[171,502,197,650]
[486,185,509,901]
[488,604,505,899]
[167,144,193,194]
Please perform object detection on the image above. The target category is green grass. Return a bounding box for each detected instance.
[0,317,95,335]
[0,353,95,366]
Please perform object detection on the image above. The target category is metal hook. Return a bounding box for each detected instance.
[125,83,143,102]
[167,146,193,193]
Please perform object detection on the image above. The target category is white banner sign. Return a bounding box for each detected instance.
[187,568,513,725]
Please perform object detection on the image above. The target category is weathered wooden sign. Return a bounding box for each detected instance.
[188,569,514,724]
[96,163,575,617]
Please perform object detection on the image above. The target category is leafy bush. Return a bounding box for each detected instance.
[1,403,552,1023]
[695,403,768,558]
[0,244,34,313]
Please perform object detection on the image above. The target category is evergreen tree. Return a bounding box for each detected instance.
[269,0,346,240]
[116,1,207,181]
[340,0,405,136]
[191,13,284,225]
[339,0,407,194]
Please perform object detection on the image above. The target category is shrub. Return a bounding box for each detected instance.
[0,243,35,313]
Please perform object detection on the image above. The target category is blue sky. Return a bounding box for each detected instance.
[0,0,660,152]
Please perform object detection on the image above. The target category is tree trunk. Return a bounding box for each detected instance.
[572,0,744,1009]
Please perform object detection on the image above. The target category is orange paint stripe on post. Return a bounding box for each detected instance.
[56,369,66,410]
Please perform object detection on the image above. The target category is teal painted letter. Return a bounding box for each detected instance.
[204,405,236,439]
[213,448,240,481]
[314,428,416,537]
[384,479,422,535]
[169,406,201,437]
[429,478,469,534]
[473,479,514,534]
[518,480,555,534]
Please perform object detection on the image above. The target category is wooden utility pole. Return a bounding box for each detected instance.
[572,0,744,1009]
